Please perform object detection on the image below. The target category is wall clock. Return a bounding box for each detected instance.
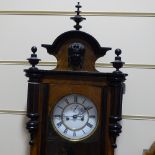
[51,94,98,142]
[24,2,127,155]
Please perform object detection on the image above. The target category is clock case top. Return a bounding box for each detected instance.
[24,4,127,155]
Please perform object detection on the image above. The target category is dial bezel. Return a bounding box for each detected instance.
[50,93,99,142]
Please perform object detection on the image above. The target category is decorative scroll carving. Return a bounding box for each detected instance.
[144,142,155,155]
[68,42,85,69]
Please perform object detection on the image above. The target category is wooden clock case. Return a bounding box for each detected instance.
[24,3,127,155]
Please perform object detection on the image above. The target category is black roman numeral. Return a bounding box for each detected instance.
[73,131,76,137]
[82,98,86,104]
[82,130,86,134]
[64,128,68,134]
[57,121,63,128]
[89,115,96,118]
[65,98,70,104]
[53,114,61,117]
[86,106,93,111]
[86,122,93,128]
[57,105,63,110]
[74,96,77,103]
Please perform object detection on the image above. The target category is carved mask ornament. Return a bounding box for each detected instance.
[68,42,85,69]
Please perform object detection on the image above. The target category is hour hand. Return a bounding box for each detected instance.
[73,105,79,112]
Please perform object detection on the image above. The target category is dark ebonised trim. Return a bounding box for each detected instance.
[24,69,127,79]
[26,82,40,145]
[70,2,86,31]
[108,72,126,148]
[25,47,41,145]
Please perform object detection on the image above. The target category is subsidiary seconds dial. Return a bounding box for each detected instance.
[51,94,98,141]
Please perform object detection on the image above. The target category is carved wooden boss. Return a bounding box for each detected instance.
[25,3,127,155]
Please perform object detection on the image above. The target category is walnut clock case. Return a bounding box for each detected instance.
[24,3,127,155]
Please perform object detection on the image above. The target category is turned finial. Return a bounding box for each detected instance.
[111,49,124,73]
[27,46,40,68]
[70,2,86,30]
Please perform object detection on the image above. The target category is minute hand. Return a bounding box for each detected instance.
[78,108,87,115]
[78,106,93,115]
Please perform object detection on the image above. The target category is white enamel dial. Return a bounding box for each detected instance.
[51,94,98,141]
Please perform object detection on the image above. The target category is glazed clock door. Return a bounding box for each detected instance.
[44,83,107,155]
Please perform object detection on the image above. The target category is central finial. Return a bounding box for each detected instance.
[70,2,86,30]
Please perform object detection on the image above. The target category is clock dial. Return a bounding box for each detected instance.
[51,94,98,141]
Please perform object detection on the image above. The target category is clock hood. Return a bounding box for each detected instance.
[41,30,111,59]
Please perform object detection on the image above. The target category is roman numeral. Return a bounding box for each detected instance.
[65,98,70,104]
[53,114,61,118]
[74,96,77,103]
[86,106,93,111]
[64,128,68,134]
[89,115,96,118]
[73,131,76,137]
[57,121,63,128]
[86,122,93,128]
[57,105,63,110]
[82,98,86,104]
[82,130,86,134]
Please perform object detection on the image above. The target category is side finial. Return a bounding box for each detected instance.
[27,46,40,69]
[111,49,124,73]
[70,2,86,30]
